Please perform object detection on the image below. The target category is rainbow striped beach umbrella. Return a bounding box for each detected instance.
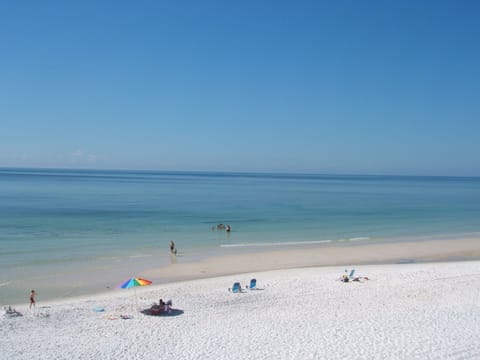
[119,278,152,309]
[119,278,152,289]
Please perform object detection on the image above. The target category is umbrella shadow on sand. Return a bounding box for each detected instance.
[141,308,184,317]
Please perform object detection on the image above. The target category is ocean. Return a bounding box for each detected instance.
[1,168,480,304]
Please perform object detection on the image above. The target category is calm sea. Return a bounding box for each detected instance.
[1,168,480,304]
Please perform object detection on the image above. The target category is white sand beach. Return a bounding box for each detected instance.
[2,260,480,359]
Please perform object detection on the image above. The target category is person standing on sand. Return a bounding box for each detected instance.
[29,290,36,309]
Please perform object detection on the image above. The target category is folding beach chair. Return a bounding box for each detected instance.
[247,278,264,290]
[230,282,241,293]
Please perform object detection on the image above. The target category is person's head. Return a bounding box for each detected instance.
[31,290,35,294]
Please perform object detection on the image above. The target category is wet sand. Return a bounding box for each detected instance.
[142,237,480,282]
[3,236,479,306]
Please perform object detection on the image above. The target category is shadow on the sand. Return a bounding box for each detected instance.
[141,308,184,317]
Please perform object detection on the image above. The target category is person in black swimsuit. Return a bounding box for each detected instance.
[169,241,177,255]
[29,290,36,309]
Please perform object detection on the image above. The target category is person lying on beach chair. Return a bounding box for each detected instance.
[338,269,370,282]
[339,269,357,282]
[4,306,23,317]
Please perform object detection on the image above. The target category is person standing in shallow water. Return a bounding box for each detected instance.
[169,240,177,255]
[29,290,36,309]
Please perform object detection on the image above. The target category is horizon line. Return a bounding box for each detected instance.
[1,166,479,180]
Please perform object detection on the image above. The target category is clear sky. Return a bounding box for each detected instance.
[1,1,479,176]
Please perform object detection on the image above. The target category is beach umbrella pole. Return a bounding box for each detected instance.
[134,287,138,309]
[118,277,152,311]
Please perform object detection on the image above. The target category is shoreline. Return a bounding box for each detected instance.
[5,236,479,308]
[140,236,480,283]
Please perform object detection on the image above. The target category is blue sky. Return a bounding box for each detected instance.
[1,1,479,176]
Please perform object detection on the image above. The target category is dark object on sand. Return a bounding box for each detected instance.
[142,307,184,317]
[142,300,183,316]
[4,306,23,317]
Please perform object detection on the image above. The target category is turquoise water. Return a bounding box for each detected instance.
[1,168,480,304]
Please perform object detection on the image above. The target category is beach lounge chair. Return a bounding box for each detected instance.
[247,278,264,290]
[4,306,22,318]
[230,282,241,293]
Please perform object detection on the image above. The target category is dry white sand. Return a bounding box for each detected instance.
[2,261,480,359]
